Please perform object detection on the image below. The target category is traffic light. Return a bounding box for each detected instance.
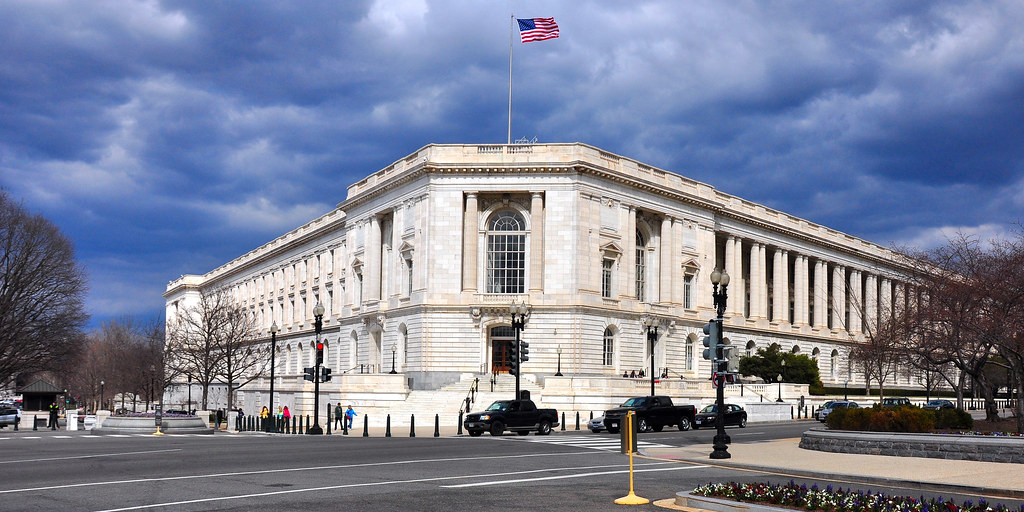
[508,340,519,376]
[303,367,316,382]
[701,319,719,361]
[520,340,530,363]
[316,342,324,365]
[321,367,332,382]
[723,346,740,373]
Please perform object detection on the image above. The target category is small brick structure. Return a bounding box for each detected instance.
[800,427,1024,463]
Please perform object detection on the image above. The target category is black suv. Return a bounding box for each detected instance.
[880,397,912,408]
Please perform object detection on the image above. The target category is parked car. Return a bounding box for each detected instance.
[693,403,746,429]
[589,416,605,433]
[922,399,955,410]
[0,407,20,427]
[603,396,696,433]
[816,400,859,422]
[881,397,912,408]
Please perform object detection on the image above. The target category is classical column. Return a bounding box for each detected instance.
[671,219,684,305]
[865,273,878,329]
[849,269,863,334]
[659,216,673,303]
[529,192,544,292]
[462,193,478,292]
[758,243,768,319]
[832,264,845,332]
[813,260,827,328]
[724,236,739,316]
[749,243,761,319]
[880,277,893,320]
[367,216,382,302]
[624,206,637,299]
[780,250,790,324]
[894,281,905,316]
[794,254,808,326]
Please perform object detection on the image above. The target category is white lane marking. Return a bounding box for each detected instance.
[442,464,710,488]
[93,462,698,512]
[0,450,601,495]
[0,449,182,465]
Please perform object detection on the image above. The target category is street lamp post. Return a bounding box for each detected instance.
[187,374,192,414]
[390,344,398,374]
[640,315,660,397]
[777,360,786,403]
[555,345,563,377]
[844,379,849,401]
[710,267,731,459]
[308,303,326,435]
[100,381,104,413]
[268,322,279,431]
[509,301,530,400]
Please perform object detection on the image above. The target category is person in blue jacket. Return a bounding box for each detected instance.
[344,405,357,429]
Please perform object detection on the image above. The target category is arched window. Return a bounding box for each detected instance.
[745,340,756,357]
[830,349,839,380]
[635,229,647,301]
[603,328,615,366]
[685,334,696,371]
[486,210,527,294]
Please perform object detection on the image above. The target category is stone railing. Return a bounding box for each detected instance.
[800,427,1024,463]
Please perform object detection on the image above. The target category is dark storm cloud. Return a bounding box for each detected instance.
[1,0,1022,326]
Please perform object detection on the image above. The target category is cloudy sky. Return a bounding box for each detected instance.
[2,0,1023,329]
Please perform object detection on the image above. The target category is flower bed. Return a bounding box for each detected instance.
[692,481,1023,512]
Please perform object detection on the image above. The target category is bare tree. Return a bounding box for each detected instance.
[0,191,89,383]
[68,317,165,413]
[980,227,1024,432]
[166,289,263,411]
[218,304,266,412]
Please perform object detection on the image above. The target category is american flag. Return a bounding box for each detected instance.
[517,17,559,43]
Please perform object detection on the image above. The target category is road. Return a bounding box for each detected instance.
[0,423,1017,511]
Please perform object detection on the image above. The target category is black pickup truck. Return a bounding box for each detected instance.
[602,395,696,433]
[463,399,559,437]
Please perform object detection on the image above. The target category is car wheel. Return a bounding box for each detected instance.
[638,418,650,433]
[490,422,505,436]
[739,417,747,428]
[678,417,691,431]
[468,430,482,437]
[652,424,664,432]
[537,420,552,435]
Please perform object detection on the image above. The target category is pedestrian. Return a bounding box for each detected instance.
[260,406,269,419]
[277,406,283,419]
[622,370,629,378]
[629,370,636,378]
[282,406,291,423]
[48,402,59,429]
[334,403,344,429]
[216,408,224,427]
[345,405,357,430]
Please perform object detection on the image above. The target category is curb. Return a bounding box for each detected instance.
[640,449,1024,500]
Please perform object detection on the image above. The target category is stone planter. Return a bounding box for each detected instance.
[800,427,1024,463]
[91,415,214,435]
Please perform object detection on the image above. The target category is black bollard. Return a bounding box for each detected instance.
[457,412,463,435]
[589,411,593,421]
[13,416,18,431]
[33,416,37,431]
[363,414,369,437]
[343,416,348,435]
[386,414,392,437]
[326,403,332,436]
[575,412,580,430]
[410,414,416,437]
[434,414,440,437]
[561,411,565,431]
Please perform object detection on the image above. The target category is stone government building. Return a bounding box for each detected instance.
[164,143,916,421]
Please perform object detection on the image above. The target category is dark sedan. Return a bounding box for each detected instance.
[693,403,746,429]
[923,399,955,410]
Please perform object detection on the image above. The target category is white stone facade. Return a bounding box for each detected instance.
[165,143,920,414]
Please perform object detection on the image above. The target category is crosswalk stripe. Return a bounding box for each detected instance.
[506,435,669,452]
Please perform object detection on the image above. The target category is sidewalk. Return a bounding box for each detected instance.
[642,437,1024,500]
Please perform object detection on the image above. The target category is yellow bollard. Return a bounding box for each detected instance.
[614,411,649,505]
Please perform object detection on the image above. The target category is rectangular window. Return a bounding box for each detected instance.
[683,275,693,309]
[602,260,613,298]
[406,258,414,296]
[486,233,526,293]
[602,332,614,366]
[635,249,646,301]
[685,341,694,371]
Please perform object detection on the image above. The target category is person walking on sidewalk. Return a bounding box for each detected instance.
[334,404,344,429]
[345,405,357,430]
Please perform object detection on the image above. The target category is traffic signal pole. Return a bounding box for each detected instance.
[307,303,326,435]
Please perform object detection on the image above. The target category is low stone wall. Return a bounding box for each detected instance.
[800,427,1024,463]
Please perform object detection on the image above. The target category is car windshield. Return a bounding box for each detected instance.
[485,401,511,412]
[621,397,649,408]
[699,405,717,413]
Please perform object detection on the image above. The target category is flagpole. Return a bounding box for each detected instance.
[507,13,514,145]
